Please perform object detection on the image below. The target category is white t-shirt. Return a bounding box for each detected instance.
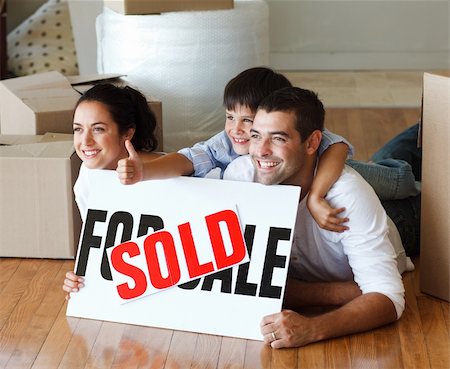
[73,163,92,223]
[224,156,410,318]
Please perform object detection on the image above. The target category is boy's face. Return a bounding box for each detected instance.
[224,104,255,155]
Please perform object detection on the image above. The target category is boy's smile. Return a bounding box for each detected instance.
[225,104,255,155]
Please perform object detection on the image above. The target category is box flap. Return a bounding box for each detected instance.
[23,93,81,113]
[0,141,75,158]
[41,132,74,142]
[0,134,46,146]
[67,73,125,86]
[0,71,71,92]
[16,87,79,100]
[0,133,73,146]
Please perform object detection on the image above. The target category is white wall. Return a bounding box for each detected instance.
[268,0,450,70]
[8,0,450,72]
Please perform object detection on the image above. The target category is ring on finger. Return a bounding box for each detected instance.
[271,331,277,342]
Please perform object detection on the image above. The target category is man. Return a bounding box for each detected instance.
[225,87,411,349]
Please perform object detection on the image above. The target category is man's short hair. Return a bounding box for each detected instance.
[258,87,325,142]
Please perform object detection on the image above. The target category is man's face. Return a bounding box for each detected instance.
[249,109,305,185]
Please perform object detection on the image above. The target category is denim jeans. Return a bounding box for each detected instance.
[346,159,420,201]
[346,123,422,256]
[381,195,421,256]
[371,123,422,181]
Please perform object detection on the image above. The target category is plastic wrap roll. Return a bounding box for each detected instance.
[97,0,269,151]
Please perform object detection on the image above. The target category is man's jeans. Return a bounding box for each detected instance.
[372,123,422,181]
[346,124,422,256]
[347,158,420,200]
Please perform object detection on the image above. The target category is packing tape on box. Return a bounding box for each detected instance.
[96,0,269,151]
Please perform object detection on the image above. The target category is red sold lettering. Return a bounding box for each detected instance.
[109,209,247,300]
[179,222,214,278]
[144,231,181,289]
[206,210,246,269]
[111,241,148,300]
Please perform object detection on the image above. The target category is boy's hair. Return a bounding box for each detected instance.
[223,67,292,112]
[258,86,325,142]
[75,83,158,152]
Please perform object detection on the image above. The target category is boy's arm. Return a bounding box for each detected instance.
[308,142,349,232]
[118,131,237,184]
[141,152,194,179]
[178,130,237,177]
[117,141,194,185]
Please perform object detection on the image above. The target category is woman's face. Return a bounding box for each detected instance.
[73,101,133,170]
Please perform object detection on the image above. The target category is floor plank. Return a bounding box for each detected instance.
[216,337,246,369]
[0,260,61,367]
[4,260,70,369]
[164,331,198,369]
[0,258,20,294]
[111,325,173,369]
[191,334,222,369]
[30,305,79,369]
[57,318,103,369]
[418,296,450,369]
[243,340,270,369]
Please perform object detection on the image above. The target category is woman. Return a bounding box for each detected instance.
[63,83,162,299]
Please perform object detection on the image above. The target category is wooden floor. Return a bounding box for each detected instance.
[1,107,450,369]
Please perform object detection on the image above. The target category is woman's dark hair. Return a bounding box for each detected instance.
[223,67,292,112]
[75,83,158,152]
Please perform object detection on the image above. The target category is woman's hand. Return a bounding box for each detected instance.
[62,271,84,301]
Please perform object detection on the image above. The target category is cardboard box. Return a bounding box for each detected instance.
[0,72,164,151]
[0,72,80,135]
[104,0,233,15]
[420,72,450,302]
[0,133,82,258]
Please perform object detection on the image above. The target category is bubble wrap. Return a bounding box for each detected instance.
[96,0,269,151]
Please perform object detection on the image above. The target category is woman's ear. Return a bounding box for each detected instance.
[305,130,322,154]
[125,127,135,141]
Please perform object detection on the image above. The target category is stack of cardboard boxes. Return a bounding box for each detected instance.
[0,0,234,259]
[0,71,163,258]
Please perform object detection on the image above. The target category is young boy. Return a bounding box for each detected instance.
[117,67,353,232]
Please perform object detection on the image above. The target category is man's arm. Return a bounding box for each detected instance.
[261,291,397,349]
[264,168,406,348]
[283,278,361,308]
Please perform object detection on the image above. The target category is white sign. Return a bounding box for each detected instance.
[67,171,300,340]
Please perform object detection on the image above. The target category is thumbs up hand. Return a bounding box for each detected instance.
[117,140,143,185]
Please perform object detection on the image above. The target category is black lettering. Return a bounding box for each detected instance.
[201,269,232,293]
[137,214,164,237]
[101,212,134,280]
[235,224,257,296]
[259,227,291,299]
[75,209,107,276]
[178,278,202,290]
